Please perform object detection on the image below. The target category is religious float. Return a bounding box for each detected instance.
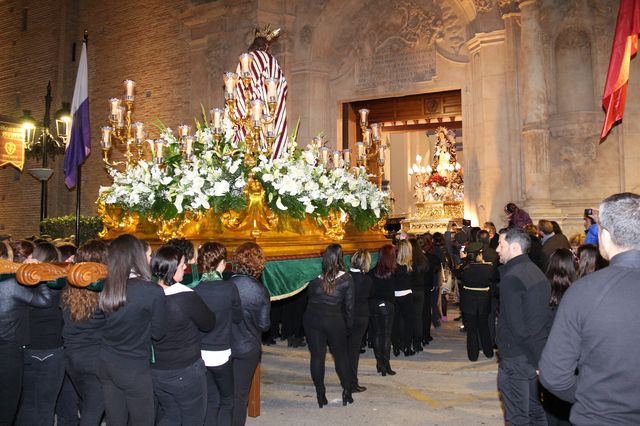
[402,126,464,234]
[96,26,390,299]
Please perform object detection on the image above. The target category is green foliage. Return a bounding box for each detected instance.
[40,215,103,241]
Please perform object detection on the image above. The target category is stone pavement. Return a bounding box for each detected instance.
[247,308,504,426]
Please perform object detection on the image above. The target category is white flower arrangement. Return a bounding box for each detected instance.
[99,119,388,230]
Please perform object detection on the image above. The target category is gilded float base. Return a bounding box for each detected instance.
[401,201,463,235]
[98,202,389,258]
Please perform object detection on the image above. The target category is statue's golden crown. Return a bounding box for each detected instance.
[255,24,281,42]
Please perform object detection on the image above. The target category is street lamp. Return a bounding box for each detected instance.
[20,81,70,221]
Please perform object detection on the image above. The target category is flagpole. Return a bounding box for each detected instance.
[74,31,88,246]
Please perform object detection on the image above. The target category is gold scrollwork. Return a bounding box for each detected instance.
[321,210,349,241]
[97,198,139,238]
[219,176,278,238]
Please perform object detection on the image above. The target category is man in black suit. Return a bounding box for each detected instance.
[496,228,552,426]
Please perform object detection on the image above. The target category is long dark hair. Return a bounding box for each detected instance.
[375,244,397,279]
[576,244,607,278]
[410,239,429,274]
[63,240,108,322]
[151,245,183,286]
[321,244,346,295]
[546,248,576,307]
[100,234,151,313]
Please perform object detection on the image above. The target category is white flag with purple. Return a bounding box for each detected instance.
[64,40,90,189]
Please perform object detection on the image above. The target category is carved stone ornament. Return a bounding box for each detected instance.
[498,0,521,16]
[475,0,493,13]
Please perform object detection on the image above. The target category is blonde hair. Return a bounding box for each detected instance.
[350,249,371,273]
[569,232,585,248]
[396,240,413,272]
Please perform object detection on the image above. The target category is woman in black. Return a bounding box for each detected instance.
[346,249,372,393]
[151,245,216,426]
[457,243,496,361]
[229,242,270,425]
[409,239,429,353]
[0,240,52,426]
[304,243,355,407]
[16,242,64,426]
[61,240,108,426]
[97,234,166,426]
[392,240,416,357]
[369,244,396,376]
[195,242,243,426]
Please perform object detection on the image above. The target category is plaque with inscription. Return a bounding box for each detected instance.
[0,123,25,171]
[355,45,436,91]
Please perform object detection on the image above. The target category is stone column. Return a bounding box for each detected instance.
[518,0,556,213]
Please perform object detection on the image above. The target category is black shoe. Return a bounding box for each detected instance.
[294,337,307,348]
[317,393,328,408]
[385,363,396,375]
[454,316,462,321]
[403,348,415,357]
[393,347,400,357]
[353,385,367,393]
[376,365,387,376]
[359,348,366,354]
[264,337,276,345]
[414,343,423,352]
[342,390,354,406]
[421,337,431,345]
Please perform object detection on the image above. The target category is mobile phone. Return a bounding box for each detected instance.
[460,245,466,252]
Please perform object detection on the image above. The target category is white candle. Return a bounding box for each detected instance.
[184,136,193,157]
[426,165,433,174]
[133,122,145,141]
[371,123,381,141]
[155,139,164,161]
[342,149,351,166]
[332,150,341,168]
[109,98,121,117]
[363,128,372,147]
[416,154,422,164]
[408,167,413,176]
[116,106,125,128]
[250,100,264,122]
[210,108,223,129]
[356,141,364,163]
[123,80,135,101]
[239,53,253,75]
[319,147,329,167]
[266,121,275,138]
[378,145,385,163]
[178,124,190,137]
[358,109,369,126]
[223,72,238,96]
[265,78,278,102]
[101,126,112,149]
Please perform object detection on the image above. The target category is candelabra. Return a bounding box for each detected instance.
[222,53,280,168]
[355,109,388,188]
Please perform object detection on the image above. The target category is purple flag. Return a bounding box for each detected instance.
[64,40,90,189]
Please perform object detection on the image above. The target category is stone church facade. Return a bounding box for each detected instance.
[1,0,637,238]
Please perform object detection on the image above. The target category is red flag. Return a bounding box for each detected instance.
[601,0,640,139]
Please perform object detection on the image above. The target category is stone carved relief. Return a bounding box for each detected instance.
[498,0,520,15]
[300,25,313,46]
[554,137,598,187]
[474,0,493,13]
[329,0,467,92]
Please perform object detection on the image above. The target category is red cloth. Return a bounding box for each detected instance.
[601,0,640,139]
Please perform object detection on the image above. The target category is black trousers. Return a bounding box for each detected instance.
[392,294,416,350]
[55,372,80,426]
[0,343,23,426]
[152,359,207,426]
[346,315,369,388]
[98,357,155,426]
[497,355,546,426]
[232,350,260,426]
[16,346,65,426]
[303,312,352,394]
[422,289,433,339]
[461,290,493,361]
[411,291,425,346]
[66,350,104,426]
[205,359,234,426]
[370,301,394,365]
[282,290,307,339]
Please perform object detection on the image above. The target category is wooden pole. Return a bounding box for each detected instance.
[247,362,261,417]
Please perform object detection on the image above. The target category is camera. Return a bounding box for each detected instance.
[584,208,593,216]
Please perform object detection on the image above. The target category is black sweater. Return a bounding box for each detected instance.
[153,284,215,370]
[350,271,372,317]
[101,278,166,366]
[369,273,395,302]
[0,279,52,346]
[29,289,63,350]
[62,308,105,357]
[306,273,355,327]
[393,265,413,293]
[195,279,242,352]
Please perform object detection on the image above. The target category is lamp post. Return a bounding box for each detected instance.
[21,82,71,222]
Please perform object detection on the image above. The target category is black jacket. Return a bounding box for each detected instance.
[306,272,355,328]
[540,250,640,425]
[393,265,412,292]
[101,278,166,366]
[196,279,243,351]
[153,284,215,370]
[351,271,372,318]
[62,308,105,357]
[230,274,270,358]
[0,279,52,346]
[497,254,552,367]
[369,272,394,303]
